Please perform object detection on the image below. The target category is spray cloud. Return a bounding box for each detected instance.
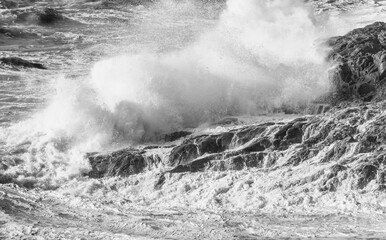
[1,0,331,186]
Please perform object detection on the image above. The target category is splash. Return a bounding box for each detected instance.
[89,0,330,137]
[1,0,332,187]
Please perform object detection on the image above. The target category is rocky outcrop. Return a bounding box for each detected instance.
[328,22,386,102]
[0,57,46,69]
[88,149,148,178]
[88,101,386,192]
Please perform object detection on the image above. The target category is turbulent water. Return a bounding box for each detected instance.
[1,0,386,239]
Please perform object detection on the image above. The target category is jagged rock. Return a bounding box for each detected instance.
[87,147,164,178]
[86,22,386,192]
[160,131,192,142]
[328,22,386,102]
[88,150,146,178]
[87,101,386,192]
[319,164,347,191]
[0,57,46,69]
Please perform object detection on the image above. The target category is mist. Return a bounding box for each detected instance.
[89,0,330,141]
[1,0,333,186]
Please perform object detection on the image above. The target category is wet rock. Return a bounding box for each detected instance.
[273,119,307,149]
[88,149,149,178]
[197,133,234,154]
[210,152,265,171]
[86,100,386,192]
[242,138,270,153]
[356,164,378,189]
[319,164,347,192]
[161,131,192,142]
[328,22,386,102]
[167,142,199,168]
[0,57,46,69]
[154,173,166,190]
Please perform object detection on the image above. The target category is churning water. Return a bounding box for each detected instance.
[1,0,386,239]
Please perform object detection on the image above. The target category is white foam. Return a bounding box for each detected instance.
[0,0,377,186]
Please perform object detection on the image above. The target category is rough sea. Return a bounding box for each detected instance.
[1,0,386,239]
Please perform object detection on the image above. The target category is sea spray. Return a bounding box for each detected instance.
[89,0,330,137]
[1,0,332,187]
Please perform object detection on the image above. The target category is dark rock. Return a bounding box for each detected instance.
[197,132,234,154]
[0,57,46,69]
[154,173,166,190]
[88,149,154,178]
[242,138,271,153]
[170,155,213,173]
[273,119,307,149]
[161,131,192,142]
[318,164,347,192]
[167,143,199,168]
[328,22,386,102]
[234,124,273,146]
[86,101,386,192]
[356,163,378,189]
[357,83,376,100]
[284,126,303,143]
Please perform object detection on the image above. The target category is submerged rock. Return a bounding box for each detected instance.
[15,8,78,26]
[37,8,64,25]
[0,57,46,69]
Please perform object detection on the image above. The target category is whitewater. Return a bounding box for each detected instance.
[1,0,386,239]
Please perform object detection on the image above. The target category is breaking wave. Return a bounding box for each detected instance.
[1,0,332,187]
